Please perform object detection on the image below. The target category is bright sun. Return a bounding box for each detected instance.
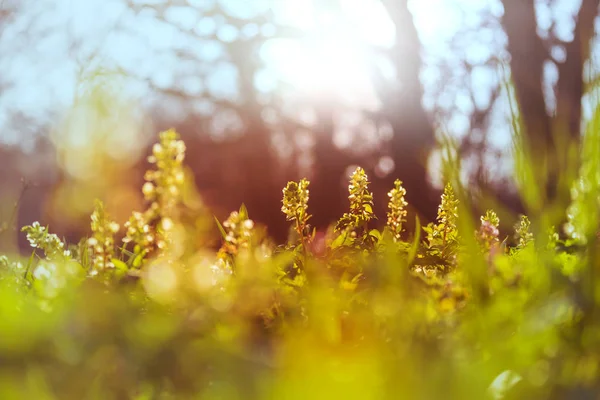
[263,0,396,107]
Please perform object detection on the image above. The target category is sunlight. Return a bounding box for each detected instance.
[264,36,373,102]
[264,0,395,106]
[263,0,469,106]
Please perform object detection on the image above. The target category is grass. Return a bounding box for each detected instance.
[0,120,599,399]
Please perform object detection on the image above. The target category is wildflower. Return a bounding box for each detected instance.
[142,182,155,198]
[437,183,459,236]
[22,222,70,260]
[123,211,154,249]
[217,209,255,271]
[387,179,408,241]
[335,167,374,234]
[547,226,560,251]
[281,178,311,238]
[477,210,500,252]
[514,214,533,250]
[123,129,187,259]
[424,183,459,261]
[88,200,120,274]
[145,129,186,216]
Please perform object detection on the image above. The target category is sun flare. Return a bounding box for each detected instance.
[264,0,396,106]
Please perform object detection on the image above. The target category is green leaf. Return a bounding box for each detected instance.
[239,203,249,219]
[117,245,134,258]
[24,250,36,281]
[330,231,350,249]
[112,258,129,272]
[214,216,228,240]
[369,229,382,242]
[132,252,145,268]
[292,244,304,257]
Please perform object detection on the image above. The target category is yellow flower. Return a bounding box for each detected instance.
[88,200,119,274]
[387,179,408,241]
[123,129,187,261]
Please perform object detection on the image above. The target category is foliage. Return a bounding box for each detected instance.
[477,209,500,253]
[334,167,376,248]
[514,214,534,250]
[386,179,408,242]
[123,129,187,263]
[215,205,256,273]
[2,129,600,399]
[87,200,120,276]
[421,183,460,271]
[281,178,311,242]
[21,222,71,261]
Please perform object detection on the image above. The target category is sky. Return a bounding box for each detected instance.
[0,0,591,159]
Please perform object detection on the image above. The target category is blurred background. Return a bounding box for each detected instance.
[1,0,598,251]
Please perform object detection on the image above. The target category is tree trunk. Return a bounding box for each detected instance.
[376,0,439,225]
[230,42,288,241]
[555,0,599,144]
[310,105,354,232]
[502,0,598,222]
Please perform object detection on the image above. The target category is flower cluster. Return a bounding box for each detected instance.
[143,129,186,217]
[387,179,408,241]
[565,178,600,245]
[217,209,255,271]
[123,211,154,253]
[477,209,500,252]
[564,120,600,245]
[281,178,311,239]
[335,167,374,234]
[124,129,186,258]
[438,183,459,236]
[547,226,560,251]
[8,127,600,400]
[87,200,120,275]
[514,214,533,250]
[22,222,70,260]
[424,183,459,261]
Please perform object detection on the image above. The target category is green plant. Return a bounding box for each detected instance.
[422,183,460,268]
[2,128,600,399]
[87,200,120,276]
[477,209,500,253]
[514,214,534,250]
[334,167,376,248]
[123,129,186,263]
[386,179,408,242]
[21,221,71,261]
[281,178,312,246]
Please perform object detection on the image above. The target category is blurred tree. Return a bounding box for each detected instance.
[117,0,445,235]
[120,0,300,239]
[0,0,63,252]
[1,0,18,102]
[4,0,598,244]
[501,0,599,219]
[368,0,440,225]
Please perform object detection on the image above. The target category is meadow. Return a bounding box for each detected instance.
[0,122,599,399]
